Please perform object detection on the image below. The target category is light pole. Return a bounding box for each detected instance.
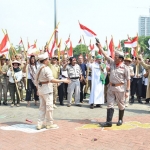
[54,0,58,44]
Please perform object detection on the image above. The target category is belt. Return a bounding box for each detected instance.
[40,81,51,84]
[110,82,124,87]
[70,77,79,79]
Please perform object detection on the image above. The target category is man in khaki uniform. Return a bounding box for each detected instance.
[49,57,60,108]
[124,57,134,107]
[0,55,9,105]
[35,52,70,130]
[96,43,130,127]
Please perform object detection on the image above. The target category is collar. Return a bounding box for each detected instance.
[116,62,123,67]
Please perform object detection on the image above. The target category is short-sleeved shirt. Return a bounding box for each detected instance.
[107,58,130,92]
[35,64,54,95]
[65,64,82,79]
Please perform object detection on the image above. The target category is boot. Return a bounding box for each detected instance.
[116,109,124,126]
[99,108,114,127]
[138,97,143,104]
[130,96,134,103]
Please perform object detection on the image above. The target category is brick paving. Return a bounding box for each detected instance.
[0,100,150,150]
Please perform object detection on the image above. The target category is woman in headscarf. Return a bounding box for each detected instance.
[25,55,39,107]
[7,60,23,107]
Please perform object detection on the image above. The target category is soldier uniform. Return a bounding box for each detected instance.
[0,56,9,105]
[99,50,130,127]
[35,52,58,130]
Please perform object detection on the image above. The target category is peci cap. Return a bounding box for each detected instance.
[38,52,49,61]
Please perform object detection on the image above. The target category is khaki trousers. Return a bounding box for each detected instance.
[0,79,7,103]
[107,87,125,110]
[53,83,58,104]
[38,93,54,126]
[67,80,80,104]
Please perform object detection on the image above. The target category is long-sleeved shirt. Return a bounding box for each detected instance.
[7,69,23,83]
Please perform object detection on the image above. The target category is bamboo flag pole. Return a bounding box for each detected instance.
[47,22,60,48]
[58,39,61,63]
[2,30,21,100]
[80,36,82,54]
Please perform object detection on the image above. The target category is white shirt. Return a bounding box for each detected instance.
[143,69,148,86]
[7,69,23,83]
[27,64,40,79]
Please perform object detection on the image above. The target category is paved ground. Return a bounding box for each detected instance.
[0,98,150,150]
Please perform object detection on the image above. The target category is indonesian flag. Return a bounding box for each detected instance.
[65,35,70,45]
[124,36,138,48]
[109,38,115,59]
[68,41,73,57]
[0,34,10,55]
[79,22,97,37]
[28,43,37,54]
[19,39,23,45]
[49,40,58,58]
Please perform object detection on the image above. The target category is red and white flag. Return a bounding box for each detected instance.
[19,39,23,45]
[0,34,10,55]
[79,22,97,37]
[109,38,115,59]
[28,43,37,55]
[49,40,58,58]
[68,41,73,57]
[65,35,70,45]
[124,36,138,48]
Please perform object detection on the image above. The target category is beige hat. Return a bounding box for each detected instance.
[38,52,49,61]
[12,60,21,65]
[124,57,132,62]
[115,50,124,57]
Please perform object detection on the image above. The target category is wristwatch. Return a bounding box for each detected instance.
[126,90,130,92]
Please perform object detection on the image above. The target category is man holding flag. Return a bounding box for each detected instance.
[96,42,130,127]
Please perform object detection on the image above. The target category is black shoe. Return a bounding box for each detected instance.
[60,103,64,106]
[75,104,82,107]
[116,109,124,126]
[0,102,1,105]
[130,96,134,103]
[83,93,86,99]
[96,104,102,108]
[99,108,114,127]
[3,102,8,106]
[138,98,143,104]
[90,104,94,109]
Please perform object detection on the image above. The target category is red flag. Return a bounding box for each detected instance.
[19,39,23,45]
[109,38,115,59]
[79,22,97,37]
[89,44,94,50]
[57,41,60,48]
[49,40,57,58]
[0,34,10,55]
[28,43,37,54]
[65,35,70,44]
[68,41,73,57]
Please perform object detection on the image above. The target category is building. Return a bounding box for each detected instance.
[138,8,150,36]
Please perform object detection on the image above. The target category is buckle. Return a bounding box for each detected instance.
[111,83,115,86]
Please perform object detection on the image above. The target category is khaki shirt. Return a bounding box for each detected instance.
[0,64,9,82]
[49,63,60,79]
[107,58,130,92]
[35,64,54,95]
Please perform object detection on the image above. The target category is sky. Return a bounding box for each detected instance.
[0,0,150,50]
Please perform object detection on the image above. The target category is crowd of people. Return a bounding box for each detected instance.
[0,43,150,129]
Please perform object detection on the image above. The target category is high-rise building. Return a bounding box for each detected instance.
[138,8,150,36]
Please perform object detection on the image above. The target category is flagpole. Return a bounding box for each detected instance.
[80,36,82,55]
[58,39,61,63]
